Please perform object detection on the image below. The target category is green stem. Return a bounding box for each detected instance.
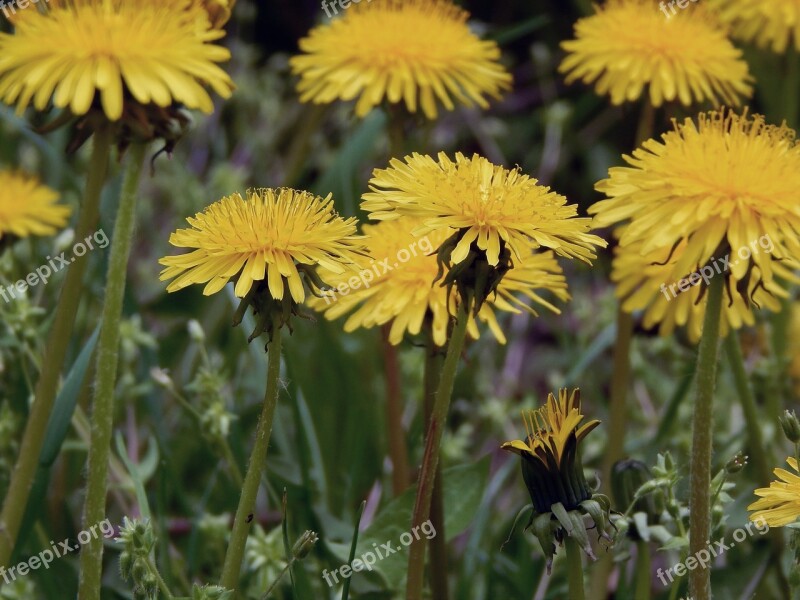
[634,540,651,600]
[565,535,586,600]
[382,325,410,495]
[144,555,174,600]
[219,320,283,594]
[723,333,772,484]
[423,331,448,600]
[406,304,469,600]
[0,127,113,568]
[688,274,725,600]
[77,143,146,600]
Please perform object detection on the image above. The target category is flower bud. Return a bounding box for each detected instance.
[780,410,800,444]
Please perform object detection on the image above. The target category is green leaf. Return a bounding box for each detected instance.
[328,456,490,595]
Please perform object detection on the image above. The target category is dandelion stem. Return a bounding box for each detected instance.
[688,273,725,600]
[634,540,651,600]
[0,127,113,568]
[382,324,411,495]
[565,535,586,600]
[406,303,469,600]
[423,329,449,600]
[78,143,146,600]
[219,318,283,594]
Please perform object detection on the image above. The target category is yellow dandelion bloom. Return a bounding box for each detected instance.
[362,152,605,268]
[590,109,800,341]
[41,0,235,28]
[0,171,70,240]
[0,0,234,121]
[501,388,600,511]
[559,0,752,107]
[748,457,800,527]
[310,218,570,346]
[159,188,364,302]
[289,0,511,119]
[709,0,800,53]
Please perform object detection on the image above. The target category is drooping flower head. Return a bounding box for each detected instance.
[0,0,234,148]
[708,0,800,53]
[748,457,800,527]
[501,389,612,566]
[0,171,70,243]
[361,153,604,312]
[160,188,364,339]
[590,109,800,341]
[559,0,752,107]
[310,217,570,346]
[289,0,512,119]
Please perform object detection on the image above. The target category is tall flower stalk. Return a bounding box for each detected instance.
[78,143,147,600]
[0,127,111,567]
[160,188,364,594]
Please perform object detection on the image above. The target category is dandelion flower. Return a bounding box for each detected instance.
[0,0,234,122]
[559,0,752,107]
[159,188,364,303]
[289,0,511,119]
[501,389,612,564]
[311,218,570,346]
[362,152,605,267]
[0,171,70,241]
[590,109,800,341]
[708,0,800,53]
[748,457,800,527]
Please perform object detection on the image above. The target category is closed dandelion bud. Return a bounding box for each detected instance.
[502,389,614,563]
[611,459,650,510]
[780,410,800,443]
[292,530,319,560]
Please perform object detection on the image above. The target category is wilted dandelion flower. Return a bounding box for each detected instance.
[559,0,752,107]
[590,109,800,341]
[708,0,800,53]
[0,0,234,122]
[289,0,511,119]
[310,218,570,346]
[160,188,364,303]
[748,457,800,527]
[501,389,612,565]
[0,171,69,241]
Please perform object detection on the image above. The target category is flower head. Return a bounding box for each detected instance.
[159,188,364,304]
[501,389,611,566]
[310,217,570,346]
[0,0,234,122]
[560,0,752,107]
[501,389,600,512]
[748,457,800,527]
[0,171,69,242]
[289,0,511,119]
[363,152,605,267]
[590,109,800,341]
[708,0,800,53]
